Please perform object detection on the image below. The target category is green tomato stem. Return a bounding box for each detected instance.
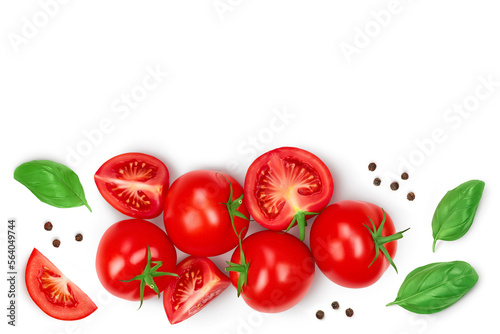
[284,210,319,241]
[217,173,251,298]
[120,245,178,309]
[363,209,409,274]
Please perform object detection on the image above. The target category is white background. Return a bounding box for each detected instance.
[1,1,500,333]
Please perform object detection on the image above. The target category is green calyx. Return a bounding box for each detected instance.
[121,245,178,309]
[218,173,251,298]
[363,209,409,273]
[285,210,319,241]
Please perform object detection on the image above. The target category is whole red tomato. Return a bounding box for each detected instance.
[227,230,315,313]
[96,219,177,306]
[244,147,334,240]
[310,200,409,288]
[163,171,249,257]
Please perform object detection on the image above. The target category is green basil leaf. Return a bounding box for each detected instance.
[432,180,485,252]
[14,160,91,212]
[387,261,478,314]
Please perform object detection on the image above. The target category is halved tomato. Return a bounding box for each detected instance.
[244,147,334,240]
[163,256,230,324]
[25,248,97,320]
[94,152,169,219]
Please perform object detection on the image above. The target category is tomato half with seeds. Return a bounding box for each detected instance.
[94,152,169,219]
[244,147,334,240]
[25,248,97,320]
[163,256,230,324]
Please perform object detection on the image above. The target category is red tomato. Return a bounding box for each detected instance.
[163,256,230,324]
[95,219,177,305]
[25,248,97,320]
[94,152,169,219]
[228,230,315,313]
[244,147,334,240]
[310,200,408,288]
[163,170,249,257]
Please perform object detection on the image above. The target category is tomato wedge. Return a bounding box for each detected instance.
[244,147,334,240]
[163,256,230,324]
[25,248,97,320]
[94,152,169,219]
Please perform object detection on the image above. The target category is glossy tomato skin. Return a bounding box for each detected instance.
[163,170,249,257]
[25,248,97,320]
[244,147,334,231]
[163,256,230,324]
[229,230,315,313]
[94,152,169,219]
[96,219,177,301]
[310,200,397,288]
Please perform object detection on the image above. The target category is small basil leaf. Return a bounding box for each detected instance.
[14,160,91,211]
[432,180,485,252]
[387,261,478,314]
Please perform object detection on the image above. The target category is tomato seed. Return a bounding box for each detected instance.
[44,222,53,231]
[401,172,409,180]
[373,178,381,186]
[52,239,61,248]
[345,308,354,317]
[331,301,339,310]
[75,233,83,242]
[316,310,324,319]
[407,192,416,201]
[368,163,377,171]
[390,182,399,191]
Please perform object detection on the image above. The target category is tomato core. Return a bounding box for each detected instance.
[38,266,78,307]
[173,264,204,310]
[255,156,322,220]
[105,160,161,210]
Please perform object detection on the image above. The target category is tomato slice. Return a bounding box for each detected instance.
[244,147,334,240]
[94,152,169,219]
[163,256,230,324]
[25,248,97,320]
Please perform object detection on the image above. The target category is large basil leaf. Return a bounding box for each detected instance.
[14,160,91,211]
[432,180,485,252]
[387,261,478,314]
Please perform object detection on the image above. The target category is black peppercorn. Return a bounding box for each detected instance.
[75,233,83,242]
[407,192,415,201]
[52,239,61,248]
[401,172,409,180]
[316,310,324,319]
[345,308,354,317]
[368,163,377,171]
[373,178,381,186]
[390,182,399,191]
[331,301,339,310]
[44,222,53,231]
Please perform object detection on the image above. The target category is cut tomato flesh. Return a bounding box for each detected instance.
[244,147,334,236]
[164,257,230,324]
[173,265,203,309]
[255,155,323,220]
[94,153,169,219]
[105,160,161,210]
[38,267,78,307]
[105,181,153,210]
[25,248,97,320]
[113,160,158,181]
